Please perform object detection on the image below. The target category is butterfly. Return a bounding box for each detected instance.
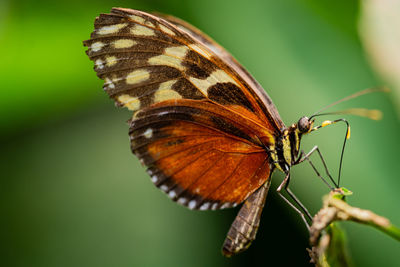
[83,7,340,256]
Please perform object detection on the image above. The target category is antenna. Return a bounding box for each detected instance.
[309,87,389,120]
[313,108,383,120]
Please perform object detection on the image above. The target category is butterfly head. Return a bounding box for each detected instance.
[291,116,314,158]
[297,116,314,134]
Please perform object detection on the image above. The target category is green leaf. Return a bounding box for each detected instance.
[322,223,353,267]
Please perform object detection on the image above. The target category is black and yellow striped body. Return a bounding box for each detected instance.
[270,125,304,172]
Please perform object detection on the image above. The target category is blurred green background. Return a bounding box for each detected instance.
[1,0,399,266]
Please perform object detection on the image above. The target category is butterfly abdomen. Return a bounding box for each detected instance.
[222,178,272,256]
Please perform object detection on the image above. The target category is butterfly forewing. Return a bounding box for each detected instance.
[83,8,281,210]
[156,12,286,131]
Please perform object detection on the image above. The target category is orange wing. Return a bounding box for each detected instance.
[83,8,283,209]
[131,99,271,209]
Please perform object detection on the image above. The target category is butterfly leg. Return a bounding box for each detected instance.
[308,118,350,187]
[277,173,311,230]
[296,146,338,189]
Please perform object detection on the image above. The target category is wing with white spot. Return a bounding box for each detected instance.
[155,12,285,130]
[83,8,282,132]
[83,8,277,210]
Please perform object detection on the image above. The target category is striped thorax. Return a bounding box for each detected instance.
[271,116,314,173]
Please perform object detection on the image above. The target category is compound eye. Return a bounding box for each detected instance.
[298,116,311,133]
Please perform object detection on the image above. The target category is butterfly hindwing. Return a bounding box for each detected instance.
[83,8,281,209]
[130,99,271,209]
